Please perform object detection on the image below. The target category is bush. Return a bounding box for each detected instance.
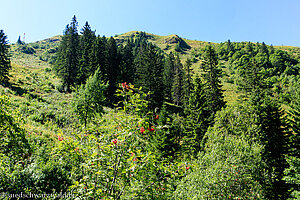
[18,45,36,54]
[174,104,271,199]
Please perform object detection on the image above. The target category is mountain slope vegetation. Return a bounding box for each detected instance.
[0,16,299,199]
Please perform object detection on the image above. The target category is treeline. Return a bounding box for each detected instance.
[54,16,214,110]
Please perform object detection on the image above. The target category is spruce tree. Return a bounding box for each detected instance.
[134,42,164,110]
[183,76,210,155]
[16,35,23,45]
[182,58,193,108]
[201,44,225,117]
[255,97,289,199]
[54,15,80,92]
[287,90,300,157]
[105,37,120,105]
[172,55,184,106]
[119,41,135,84]
[238,52,289,199]
[0,30,11,84]
[92,36,107,81]
[78,21,96,84]
[163,52,175,102]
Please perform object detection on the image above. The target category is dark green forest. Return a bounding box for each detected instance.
[0,16,299,199]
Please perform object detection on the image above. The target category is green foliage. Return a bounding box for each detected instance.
[78,21,97,84]
[172,55,184,106]
[182,77,210,155]
[201,44,226,116]
[17,44,36,54]
[287,87,300,156]
[0,30,11,84]
[163,52,175,101]
[119,41,135,84]
[134,42,165,110]
[72,69,107,127]
[283,156,300,200]
[4,23,300,199]
[174,104,271,199]
[105,37,120,105]
[54,15,80,92]
[0,95,30,159]
[182,58,193,108]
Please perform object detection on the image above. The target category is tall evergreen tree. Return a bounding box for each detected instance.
[183,76,210,155]
[182,58,193,108]
[119,41,135,84]
[201,44,225,117]
[238,52,289,199]
[105,37,120,105]
[134,42,164,110]
[16,35,23,45]
[0,30,11,84]
[260,42,269,56]
[92,36,107,81]
[287,89,300,157]
[255,97,289,199]
[163,52,175,102]
[54,15,80,92]
[78,21,96,84]
[172,55,184,106]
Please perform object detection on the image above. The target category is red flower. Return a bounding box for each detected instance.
[140,127,145,134]
[122,82,130,89]
[112,139,117,144]
[133,157,137,162]
[91,163,94,166]
[131,152,134,156]
[154,115,159,120]
[148,127,155,132]
[58,136,63,141]
[186,166,190,170]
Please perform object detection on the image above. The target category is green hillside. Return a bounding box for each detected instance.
[8,31,300,105]
[1,27,299,199]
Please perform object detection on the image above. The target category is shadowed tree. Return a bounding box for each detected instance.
[0,30,11,84]
[201,44,225,118]
[54,15,80,92]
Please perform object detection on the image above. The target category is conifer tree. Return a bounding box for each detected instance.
[78,21,96,84]
[134,42,164,109]
[287,90,300,156]
[105,37,120,105]
[172,55,184,106]
[260,42,269,56]
[183,76,210,155]
[16,35,23,45]
[255,97,289,199]
[238,52,289,199]
[54,16,80,92]
[92,36,107,81]
[163,52,175,102]
[119,41,135,84]
[201,44,225,117]
[0,30,11,84]
[182,58,193,108]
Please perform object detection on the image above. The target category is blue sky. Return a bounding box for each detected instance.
[1,0,299,46]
